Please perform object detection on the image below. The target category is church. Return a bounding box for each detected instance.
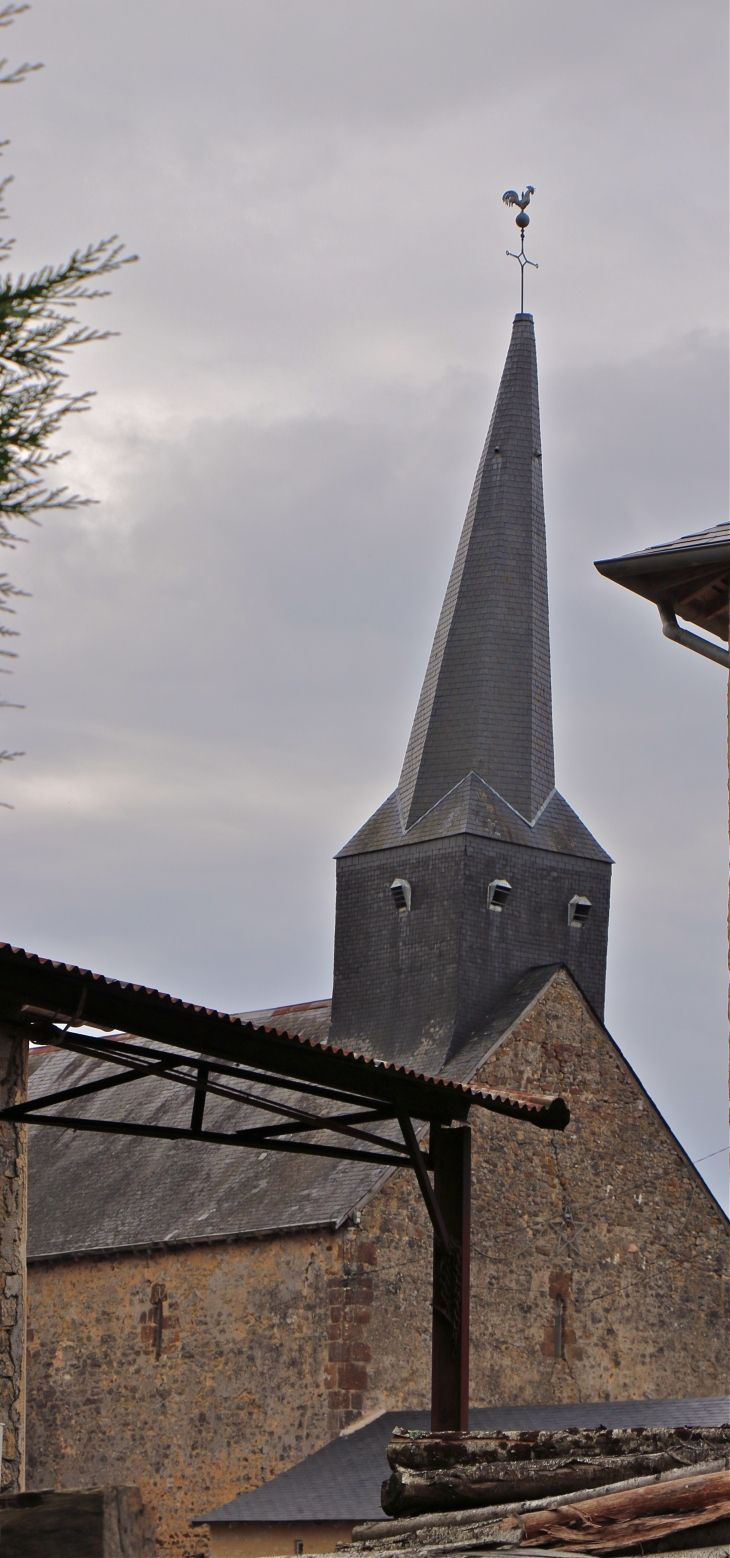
[19,309,729,1556]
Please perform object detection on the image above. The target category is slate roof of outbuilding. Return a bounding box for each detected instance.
[195,1398,730,1526]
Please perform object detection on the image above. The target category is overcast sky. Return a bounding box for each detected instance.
[1,1,728,1207]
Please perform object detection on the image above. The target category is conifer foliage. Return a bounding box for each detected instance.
[0,4,134,777]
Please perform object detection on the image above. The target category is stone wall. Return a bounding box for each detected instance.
[25,973,729,1554]
[338,974,729,1414]
[468,970,729,1404]
[27,1230,343,1556]
[0,1024,27,1495]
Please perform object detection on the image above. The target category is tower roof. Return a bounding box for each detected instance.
[333,308,611,1053]
[398,312,554,830]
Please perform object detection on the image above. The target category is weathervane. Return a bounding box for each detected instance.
[503,185,538,314]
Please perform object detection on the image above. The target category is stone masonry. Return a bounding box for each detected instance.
[0,1024,27,1494]
[25,971,729,1556]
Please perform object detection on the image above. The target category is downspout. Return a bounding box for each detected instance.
[657,601,729,670]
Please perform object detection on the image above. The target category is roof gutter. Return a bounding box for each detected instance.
[657,601,729,670]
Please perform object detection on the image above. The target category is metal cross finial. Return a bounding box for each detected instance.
[502,185,538,314]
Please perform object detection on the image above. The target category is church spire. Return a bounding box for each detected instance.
[331,282,611,1065]
[398,312,554,830]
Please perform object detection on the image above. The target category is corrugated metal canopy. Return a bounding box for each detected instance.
[0,941,568,1129]
[24,968,568,1262]
[3,946,570,1265]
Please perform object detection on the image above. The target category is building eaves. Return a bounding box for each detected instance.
[594,523,729,643]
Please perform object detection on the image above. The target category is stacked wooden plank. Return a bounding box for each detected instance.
[519,1467,729,1550]
[352,1426,730,1555]
[0,1486,155,1557]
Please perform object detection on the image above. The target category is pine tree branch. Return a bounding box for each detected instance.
[0,4,136,798]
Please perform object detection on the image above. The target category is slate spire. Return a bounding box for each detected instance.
[398,313,554,830]
[331,309,611,1063]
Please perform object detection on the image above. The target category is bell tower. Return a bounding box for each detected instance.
[330,312,611,1071]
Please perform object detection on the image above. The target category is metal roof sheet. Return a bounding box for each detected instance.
[2,942,564,1126]
[22,962,567,1261]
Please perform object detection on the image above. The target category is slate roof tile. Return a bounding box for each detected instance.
[195,1398,730,1525]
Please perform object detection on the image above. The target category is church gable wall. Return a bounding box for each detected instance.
[342,970,728,1411]
[465,969,729,1403]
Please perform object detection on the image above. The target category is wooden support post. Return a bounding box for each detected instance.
[430,1122,470,1433]
[0,1024,28,1492]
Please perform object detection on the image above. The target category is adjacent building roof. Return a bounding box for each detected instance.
[195,1398,730,1526]
[594,523,729,643]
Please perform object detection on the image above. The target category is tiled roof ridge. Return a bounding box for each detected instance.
[271,998,331,1014]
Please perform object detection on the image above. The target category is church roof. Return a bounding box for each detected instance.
[397,313,554,832]
[27,1034,389,1259]
[24,962,726,1260]
[195,1397,730,1526]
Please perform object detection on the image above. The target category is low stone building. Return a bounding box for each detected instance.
[21,311,730,1555]
[191,1397,730,1558]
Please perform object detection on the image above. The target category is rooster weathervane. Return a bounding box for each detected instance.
[503,185,538,314]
